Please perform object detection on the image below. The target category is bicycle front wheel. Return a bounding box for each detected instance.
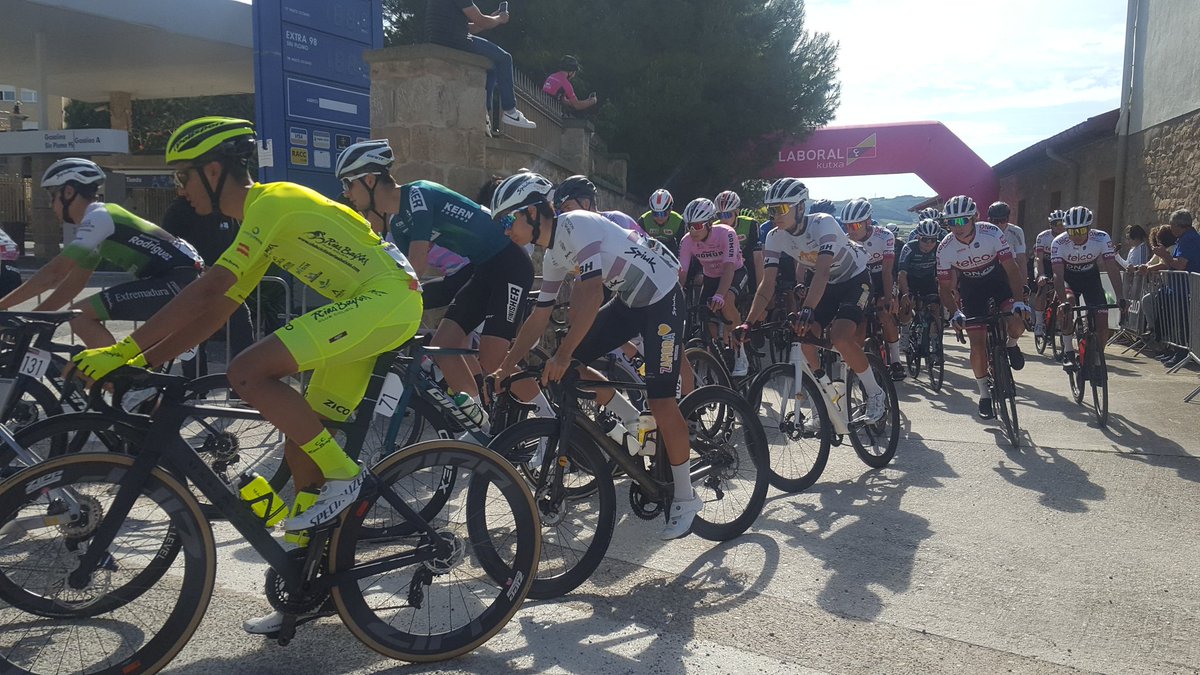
[992,345,1021,448]
[0,453,215,675]
[847,355,900,467]
[927,317,945,392]
[680,385,769,541]
[1091,348,1109,428]
[330,439,540,663]
[750,363,830,492]
[686,346,732,389]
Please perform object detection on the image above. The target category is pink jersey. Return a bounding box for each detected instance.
[678,223,744,278]
[854,225,895,274]
[542,71,578,102]
[1050,230,1115,273]
[936,223,1013,281]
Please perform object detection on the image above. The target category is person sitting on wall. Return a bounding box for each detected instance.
[543,55,598,116]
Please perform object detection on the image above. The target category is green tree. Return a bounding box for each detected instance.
[66,94,254,155]
[386,0,839,201]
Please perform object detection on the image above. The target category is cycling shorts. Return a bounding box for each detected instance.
[700,267,749,301]
[907,276,938,301]
[1063,269,1108,313]
[87,267,199,321]
[276,277,423,422]
[444,241,533,340]
[573,285,685,399]
[812,271,872,328]
[958,265,1014,330]
[421,263,474,311]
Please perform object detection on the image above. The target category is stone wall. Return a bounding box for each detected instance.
[366,43,638,215]
[1120,108,1200,231]
[996,135,1118,246]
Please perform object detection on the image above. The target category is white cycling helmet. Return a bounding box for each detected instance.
[841,197,872,225]
[943,195,978,219]
[336,140,393,180]
[41,158,105,189]
[649,188,673,214]
[1048,209,1068,223]
[764,177,809,205]
[917,207,941,221]
[491,171,555,218]
[915,219,942,239]
[1064,205,1094,229]
[714,190,741,214]
[682,197,717,225]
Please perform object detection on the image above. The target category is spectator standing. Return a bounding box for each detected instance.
[543,55,598,116]
[1123,225,1151,267]
[1155,208,1200,273]
[160,192,254,377]
[426,0,536,129]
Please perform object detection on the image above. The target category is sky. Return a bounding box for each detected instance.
[798,0,1128,200]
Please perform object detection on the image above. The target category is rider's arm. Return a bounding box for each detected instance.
[898,270,910,297]
[676,235,692,287]
[1104,257,1124,301]
[1001,258,1025,299]
[498,304,551,373]
[881,254,896,302]
[127,267,240,357]
[0,255,77,309]
[555,275,604,360]
[406,240,431,277]
[35,261,93,311]
[938,269,958,312]
[804,253,834,311]
[713,228,738,298]
[746,267,777,324]
[1052,261,1068,302]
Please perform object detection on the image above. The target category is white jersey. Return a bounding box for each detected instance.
[853,225,895,274]
[1050,230,1115,273]
[996,222,1026,256]
[538,210,680,308]
[763,213,867,284]
[936,223,1014,281]
[1034,229,1056,258]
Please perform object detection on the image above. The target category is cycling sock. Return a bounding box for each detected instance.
[1064,335,1075,350]
[671,461,694,501]
[886,340,901,362]
[856,365,884,397]
[1034,312,1044,329]
[299,430,361,480]
[976,377,990,398]
[604,392,641,425]
[1006,337,1019,348]
[528,392,555,418]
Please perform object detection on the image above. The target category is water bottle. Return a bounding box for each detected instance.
[813,369,846,415]
[452,392,488,431]
[633,413,657,456]
[237,472,287,527]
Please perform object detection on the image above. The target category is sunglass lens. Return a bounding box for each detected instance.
[500,214,516,231]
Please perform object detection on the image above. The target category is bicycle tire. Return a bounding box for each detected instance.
[1070,339,1086,404]
[750,362,831,493]
[847,354,900,468]
[0,453,215,675]
[927,317,945,392]
[679,385,769,541]
[992,344,1020,448]
[1091,348,1109,428]
[3,375,63,435]
[477,417,615,599]
[905,318,923,379]
[686,346,732,389]
[329,439,539,663]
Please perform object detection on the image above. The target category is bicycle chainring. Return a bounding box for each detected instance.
[628,483,663,520]
[266,549,330,615]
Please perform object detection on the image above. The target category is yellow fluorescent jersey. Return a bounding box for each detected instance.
[216,182,420,303]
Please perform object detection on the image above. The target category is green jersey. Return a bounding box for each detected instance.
[638,210,684,250]
[62,202,202,278]
[392,180,510,264]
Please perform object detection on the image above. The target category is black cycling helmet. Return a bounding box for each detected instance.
[554,174,597,209]
[987,201,1011,220]
[560,55,581,72]
[808,199,837,216]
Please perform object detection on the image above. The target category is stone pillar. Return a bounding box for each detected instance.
[108,91,133,131]
[365,44,491,197]
[559,119,592,174]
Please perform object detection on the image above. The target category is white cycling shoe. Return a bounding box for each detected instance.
[863,390,887,424]
[284,465,365,531]
[661,496,703,540]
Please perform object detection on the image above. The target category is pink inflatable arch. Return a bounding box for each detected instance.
[765,121,998,206]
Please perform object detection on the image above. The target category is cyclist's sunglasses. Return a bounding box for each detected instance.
[1067,226,1090,237]
[499,213,517,232]
[845,219,868,230]
[651,210,668,218]
[718,211,735,219]
[944,216,972,228]
[173,167,197,189]
[766,203,794,217]
[1050,219,1065,227]
[688,220,708,230]
[919,236,939,244]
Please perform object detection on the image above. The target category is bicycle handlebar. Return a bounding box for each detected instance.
[1070,303,1122,314]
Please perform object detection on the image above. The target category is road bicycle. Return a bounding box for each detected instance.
[1065,303,1120,428]
[960,304,1021,448]
[904,293,946,391]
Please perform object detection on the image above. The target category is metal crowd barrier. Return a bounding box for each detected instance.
[1117,270,1200,402]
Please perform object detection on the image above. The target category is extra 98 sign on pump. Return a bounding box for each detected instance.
[253,0,383,198]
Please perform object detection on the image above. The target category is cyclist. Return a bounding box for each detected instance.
[1051,206,1126,367]
[336,140,534,430]
[639,188,684,252]
[936,195,1030,419]
[489,172,702,538]
[1032,209,1067,338]
[555,174,648,236]
[69,117,424,634]
[986,201,1030,292]
[898,218,944,354]
[714,190,764,294]
[842,198,905,380]
[0,158,203,347]
[744,178,886,422]
[678,197,749,375]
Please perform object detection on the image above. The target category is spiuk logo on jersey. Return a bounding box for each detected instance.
[408,188,427,213]
[625,246,658,273]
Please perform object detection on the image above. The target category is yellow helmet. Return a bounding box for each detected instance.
[165,116,256,164]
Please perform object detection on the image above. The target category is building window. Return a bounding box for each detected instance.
[19,90,37,103]
[0,89,14,102]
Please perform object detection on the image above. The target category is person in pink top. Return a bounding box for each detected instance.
[678,198,750,374]
[542,55,598,114]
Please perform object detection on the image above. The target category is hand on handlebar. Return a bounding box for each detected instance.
[708,294,725,312]
[542,352,573,387]
[792,307,815,337]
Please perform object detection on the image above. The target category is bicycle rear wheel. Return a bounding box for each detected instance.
[686,346,732,389]
[1091,348,1109,428]
[330,440,539,663]
[847,354,900,468]
[0,453,215,675]
[679,386,769,541]
[749,363,830,492]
